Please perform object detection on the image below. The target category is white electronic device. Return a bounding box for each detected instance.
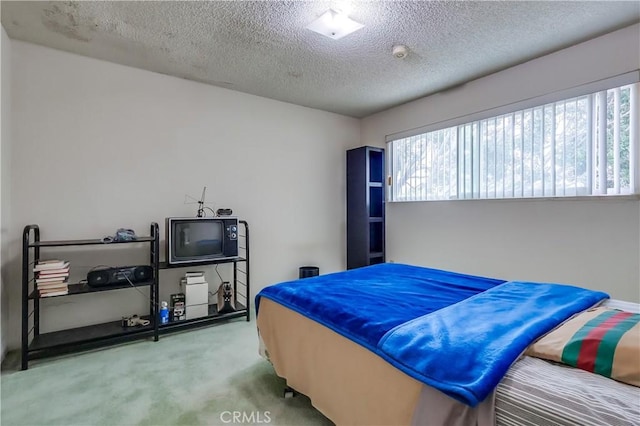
[180,277,209,320]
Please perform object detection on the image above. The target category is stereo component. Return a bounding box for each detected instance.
[87,265,153,288]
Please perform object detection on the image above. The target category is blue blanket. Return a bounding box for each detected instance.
[378,280,608,405]
[256,263,608,406]
[256,263,505,351]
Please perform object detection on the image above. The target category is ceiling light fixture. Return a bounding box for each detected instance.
[306,9,364,40]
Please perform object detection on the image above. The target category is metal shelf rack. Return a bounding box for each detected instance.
[20,220,250,370]
[21,223,160,370]
[158,220,250,334]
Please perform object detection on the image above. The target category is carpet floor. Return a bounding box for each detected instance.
[1,319,333,426]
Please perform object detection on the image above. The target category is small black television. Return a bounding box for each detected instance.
[166,217,239,266]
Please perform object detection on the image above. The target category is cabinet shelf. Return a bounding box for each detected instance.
[29,236,155,248]
[29,318,155,352]
[347,146,385,269]
[159,302,248,333]
[159,257,246,269]
[29,280,154,299]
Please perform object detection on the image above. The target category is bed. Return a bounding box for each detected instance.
[255,263,640,425]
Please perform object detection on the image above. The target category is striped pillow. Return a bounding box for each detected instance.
[526,307,640,387]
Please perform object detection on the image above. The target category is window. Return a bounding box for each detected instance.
[388,82,638,202]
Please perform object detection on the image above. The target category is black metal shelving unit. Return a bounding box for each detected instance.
[21,223,160,370]
[158,220,250,333]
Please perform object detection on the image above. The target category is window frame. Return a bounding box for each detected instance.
[386,72,640,203]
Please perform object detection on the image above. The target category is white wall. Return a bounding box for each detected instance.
[6,24,639,352]
[5,41,359,348]
[1,26,12,360]
[361,23,640,302]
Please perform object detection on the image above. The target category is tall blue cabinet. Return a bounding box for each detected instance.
[346,146,385,269]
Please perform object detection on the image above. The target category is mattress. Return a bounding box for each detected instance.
[496,356,639,426]
[257,298,640,425]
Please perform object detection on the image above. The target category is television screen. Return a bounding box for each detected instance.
[172,221,223,259]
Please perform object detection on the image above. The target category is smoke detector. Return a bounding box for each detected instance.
[392,44,409,59]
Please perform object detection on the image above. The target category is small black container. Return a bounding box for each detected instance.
[299,266,319,279]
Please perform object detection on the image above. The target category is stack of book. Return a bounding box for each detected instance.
[35,259,70,297]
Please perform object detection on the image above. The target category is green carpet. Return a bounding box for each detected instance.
[1,320,333,426]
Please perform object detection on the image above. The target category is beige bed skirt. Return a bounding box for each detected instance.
[257,298,422,424]
[257,298,497,426]
[257,298,640,426]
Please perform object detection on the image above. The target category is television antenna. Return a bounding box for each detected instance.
[184,186,216,217]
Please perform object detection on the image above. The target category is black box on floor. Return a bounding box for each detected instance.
[170,293,186,321]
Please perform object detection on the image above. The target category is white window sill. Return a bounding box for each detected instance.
[389,194,640,203]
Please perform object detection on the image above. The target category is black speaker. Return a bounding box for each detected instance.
[299,266,319,279]
[87,265,153,288]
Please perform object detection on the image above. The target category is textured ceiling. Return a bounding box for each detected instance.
[2,1,639,118]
